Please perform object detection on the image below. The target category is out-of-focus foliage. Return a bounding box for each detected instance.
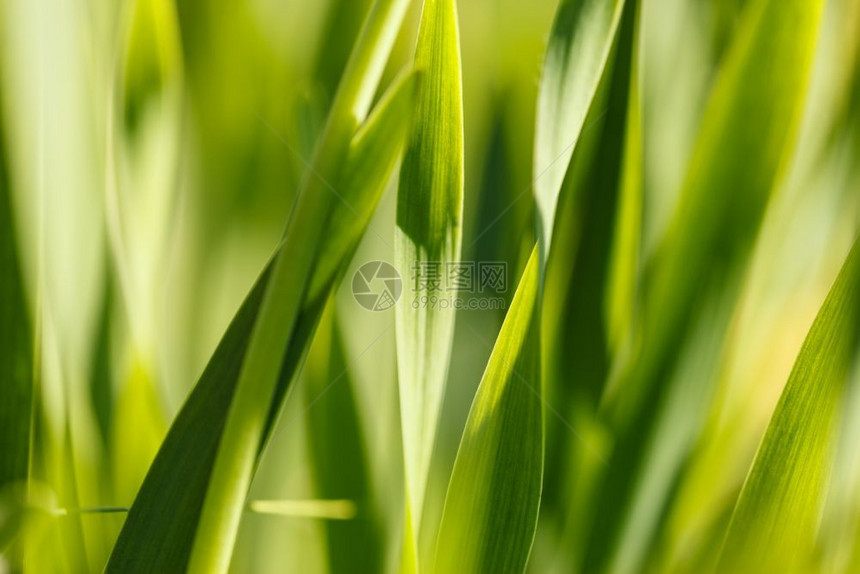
[0,0,858,573]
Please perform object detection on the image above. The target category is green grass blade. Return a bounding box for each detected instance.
[0,91,33,549]
[186,2,411,571]
[394,0,464,560]
[717,237,860,573]
[105,265,275,573]
[603,0,642,358]
[605,0,827,423]
[534,0,625,260]
[313,0,375,102]
[433,1,635,568]
[310,68,421,303]
[105,57,417,574]
[584,0,827,570]
[541,0,642,409]
[539,0,641,556]
[247,499,357,520]
[434,246,542,574]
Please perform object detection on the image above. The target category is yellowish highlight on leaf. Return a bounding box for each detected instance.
[435,246,542,574]
[248,499,358,521]
[718,237,860,574]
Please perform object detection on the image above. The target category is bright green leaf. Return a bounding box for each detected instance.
[310,68,421,303]
[105,35,417,574]
[312,0,375,102]
[434,246,542,574]
[603,0,642,358]
[541,0,642,409]
[394,0,464,562]
[538,0,642,565]
[605,0,827,423]
[186,2,412,570]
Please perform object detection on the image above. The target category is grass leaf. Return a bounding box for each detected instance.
[434,246,542,574]
[0,89,33,538]
[717,237,860,573]
[602,0,642,358]
[538,0,642,562]
[186,2,411,570]
[394,0,464,562]
[584,0,827,570]
[604,0,827,423]
[105,39,417,574]
[310,68,421,303]
[541,0,642,409]
[534,0,625,259]
[248,499,357,520]
[433,0,636,569]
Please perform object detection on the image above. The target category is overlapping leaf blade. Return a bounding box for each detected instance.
[434,246,542,574]
[542,0,641,416]
[434,0,634,570]
[534,0,625,259]
[604,0,827,424]
[584,0,827,571]
[313,0,375,103]
[105,62,418,573]
[602,0,642,359]
[186,1,412,569]
[538,1,642,568]
[718,237,860,573]
[394,0,464,563]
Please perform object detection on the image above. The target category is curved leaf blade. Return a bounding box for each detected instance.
[606,0,828,421]
[534,0,625,258]
[186,2,412,570]
[585,0,828,570]
[434,246,542,574]
[539,1,642,566]
[310,68,420,302]
[718,237,860,573]
[105,62,418,573]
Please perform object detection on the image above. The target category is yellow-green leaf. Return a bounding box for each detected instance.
[717,237,860,573]
[105,19,416,573]
[186,2,412,571]
[585,0,827,570]
[310,68,421,303]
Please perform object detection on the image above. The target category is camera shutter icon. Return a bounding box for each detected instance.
[352,261,402,311]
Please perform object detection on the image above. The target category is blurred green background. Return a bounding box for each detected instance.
[1,0,859,572]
